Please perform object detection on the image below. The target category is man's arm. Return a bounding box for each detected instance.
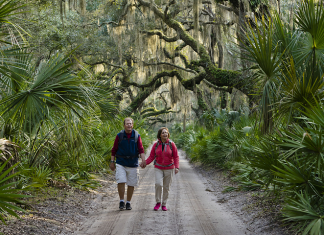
[110,155,116,171]
[137,136,146,168]
[110,135,119,171]
[140,153,146,168]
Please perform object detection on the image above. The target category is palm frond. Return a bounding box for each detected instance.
[0,156,30,224]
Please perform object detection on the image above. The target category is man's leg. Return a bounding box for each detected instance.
[116,164,127,210]
[124,167,138,210]
[127,186,134,201]
[118,183,126,200]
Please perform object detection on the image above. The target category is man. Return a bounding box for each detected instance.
[110,117,146,210]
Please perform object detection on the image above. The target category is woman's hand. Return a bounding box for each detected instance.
[175,168,179,174]
[140,161,146,168]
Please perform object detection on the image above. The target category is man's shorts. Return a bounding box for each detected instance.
[116,164,139,186]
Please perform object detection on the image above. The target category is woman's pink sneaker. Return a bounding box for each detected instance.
[162,206,167,211]
[154,203,161,211]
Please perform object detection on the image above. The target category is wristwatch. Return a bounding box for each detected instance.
[110,160,115,163]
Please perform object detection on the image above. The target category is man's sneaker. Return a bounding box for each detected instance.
[119,201,125,210]
[126,202,132,210]
[162,206,167,211]
[154,203,161,211]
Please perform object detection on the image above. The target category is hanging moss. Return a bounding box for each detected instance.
[141,107,157,114]
[206,67,241,86]
[127,78,168,113]
[142,108,174,118]
[197,87,208,110]
[188,60,201,71]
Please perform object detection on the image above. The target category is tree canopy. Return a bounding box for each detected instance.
[23,0,293,123]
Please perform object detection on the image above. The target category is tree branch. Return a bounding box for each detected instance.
[84,61,123,69]
[142,107,175,118]
[121,70,183,88]
[127,79,169,113]
[142,30,179,42]
[81,21,119,28]
[216,3,239,15]
[163,42,187,59]
[158,91,169,107]
[147,117,175,126]
[109,68,125,80]
[203,79,233,93]
[180,20,235,26]
[165,0,176,18]
[143,61,197,74]
[119,3,136,24]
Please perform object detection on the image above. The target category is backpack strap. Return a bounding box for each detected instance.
[153,141,159,165]
[118,130,139,144]
[155,141,159,151]
[153,140,174,167]
[118,130,124,144]
[168,140,173,152]
[134,130,139,143]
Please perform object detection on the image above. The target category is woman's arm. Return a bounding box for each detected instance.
[172,142,180,169]
[145,142,157,165]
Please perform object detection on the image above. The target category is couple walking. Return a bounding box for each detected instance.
[109,117,180,211]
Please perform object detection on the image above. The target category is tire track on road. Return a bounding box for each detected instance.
[180,164,219,235]
[127,164,154,235]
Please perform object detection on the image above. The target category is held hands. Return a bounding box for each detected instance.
[140,161,146,168]
[140,153,146,168]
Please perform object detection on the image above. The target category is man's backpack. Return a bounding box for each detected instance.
[118,129,139,144]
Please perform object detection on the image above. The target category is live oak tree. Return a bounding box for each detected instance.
[25,0,292,122]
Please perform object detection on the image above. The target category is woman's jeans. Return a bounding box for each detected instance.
[155,168,174,206]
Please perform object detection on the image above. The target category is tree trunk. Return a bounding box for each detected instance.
[221,91,227,109]
[289,2,294,30]
[183,113,186,132]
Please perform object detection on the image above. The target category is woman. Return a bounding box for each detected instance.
[146,127,179,211]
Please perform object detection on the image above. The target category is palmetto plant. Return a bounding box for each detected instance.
[0,52,118,169]
[0,0,120,223]
[240,0,324,132]
[0,53,97,132]
[282,192,324,235]
[0,157,29,223]
[239,15,283,133]
[173,1,324,234]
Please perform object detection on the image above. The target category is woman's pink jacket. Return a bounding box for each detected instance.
[146,139,179,170]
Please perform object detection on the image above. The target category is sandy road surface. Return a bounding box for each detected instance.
[76,151,249,235]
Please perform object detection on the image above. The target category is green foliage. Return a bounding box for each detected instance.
[62,171,101,189]
[1,53,91,131]
[207,67,241,86]
[27,166,52,188]
[282,193,324,235]
[230,163,263,191]
[0,157,30,223]
[240,0,324,132]
[200,108,242,128]
[0,0,157,212]
[174,98,324,234]
[294,0,324,70]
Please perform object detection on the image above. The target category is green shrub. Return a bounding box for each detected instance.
[0,158,30,223]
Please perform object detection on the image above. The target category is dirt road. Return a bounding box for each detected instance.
[76,150,248,235]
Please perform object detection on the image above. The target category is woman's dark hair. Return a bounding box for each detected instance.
[157,127,170,139]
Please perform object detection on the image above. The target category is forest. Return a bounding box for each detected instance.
[0,0,324,234]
